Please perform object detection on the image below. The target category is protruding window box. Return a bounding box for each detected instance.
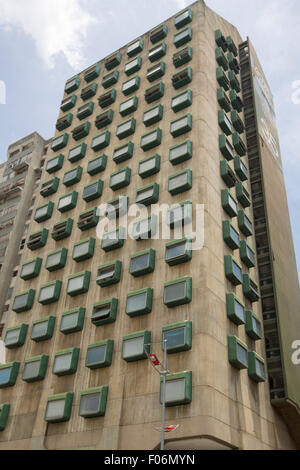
[219,134,234,161]
[145,81,165,104]
[243,274,259,302]
[20,257,42,280]
[173,45,192,68]
[172,67,192,90]
[68,142,87,162]
[132,215,157,241]
[38,280,62,305]
[51,218,73,241]
[143,104,163,127]
[162,321,192,354]
[56,113,73,131]
[248,352,266,383]
[84,63,100,82]
[60,307,86,335]
[91,298,118,326]
[160,371,192,407]
[95,109,114,129]
[230,90,243,113]
[83,180,103,202]
[113,141,134,164]
[12,289,35,313]
[125,57,142,76]
[238,210,253,236]
[122,330,151,362]
[168,169,192,195]
[236,181,251,208]
[81,82,98,100]
[222,220,240,250]
[61,94,77,112]
[79,387,108,418]
[224,255,243,286]
[221,189,238,217]
[218,110,232,136]
[109,167,131,190]
[45,393,74,423]
[72,237,95,262]
[226,36,238,56]
[119,96,138,117]
[46,154,64,174]
[129,249,156,277]
[136,182,159,206]
[217,87,231,112]
[228,336,248,370]
[98,89,117,108]
[122,76,140,96]
[77,101,94,120]
[228,70,241,93]
[220,160,237,188]
[0,404,10,430]
[0,362,20,389]
[216,47,229,70]
[216,66,230,91]
[170,114,192,137]
[150,24,168,44]
[234,156,248,181]
[175,8,192,29]
[105,52,122,71]
[51,133,68,152]
[58,190,78,213]
[65,76,80,94]
[226,293,245,325]
[67,271,91,297]
[148,42,167,62]
[31,316,56,342]
[40,177,59,197]
[127,38,144,57]
[167,201,192,228]
[78,207,99,231]
[86,341,114,369]
[165,238,192,266]
[146,62,165,82]
[171,89,192,113]
[215,30,228,51]
[246,310,262,341]
[174,27,193,48]
[22,355,48,383]
[91,131,111,151]
[231,110,244,133]
[53,348,80,376]
[101,227,125,252]
[227,52,240,74]
[139,154,160,178]
[63,166,82,187]
[27,228,48,251]
[45,248,68,272]
[163,277,192,308]
[116,118,136,140]
[96,260,122,287]
[141,128,162,151]
[72,121,90,141]
[4,324,28,350]
[102,70,119,89]
[87,154,107,175]
[106,196,128,220]
[169,140,192,165]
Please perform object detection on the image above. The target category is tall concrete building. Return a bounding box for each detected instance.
[0,0,299,450]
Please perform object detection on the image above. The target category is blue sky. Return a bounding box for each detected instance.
[0,0,299,276]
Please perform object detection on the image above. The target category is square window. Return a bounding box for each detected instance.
[91,298,118,326]
[227,52,240,74]
[67,271,91,297]
[52,218,73,241]
[61,94,77,112]
[232,132,246,156]
[171,89,192,112]
[126,288,153,317]
[221,189,238,218]
[20,257,42,280]
[163,277,192,308]
[4,324,28,349]
[106,196,128,220]
[231,109,244,133]
[40,176,60,197]
[72,237,95,262]
[68,142,87,163]
[86,340,114,369]
[150,24,168,44]
[216,66,230,90]
[220,160,237,188]
[51,133,68,152]
[172,68,192,90]
[98,89,117,108]
[240,240,255,268]
[0,404,10,431]
[173,45,192,68]
[129,249,155,277]
[38,280,62,305]
[146,62,165,82]
[27,229,49,251]
[105,52,122,70]
[145,81,165,104]
[245,310,262,341]
[31,316,56,342]
[22,355,48,383]
[238,210,253,236]
[219,134,234,161]
[87,155,107,175]
[217,87,231,112]
[160,371,192,407]
[166,201,192,228]
[236,181,251,208]
[84,64,100,82]
[243,274,259,302]
[79,387,108,418]
[122,76,140,95]
[216,47,228,70]
[218,110,232,136]
[174,27,192,48]
[175,8,192,29]
[45,392,74,423]
[56,112,73,131]
[165,238,192,266]
[96,260,122,287]
[138,154,161,178]
[113,141,134,164]
[65,77,80,94]
[83,180,103,202]
[0,362,20,389]
[143,104,163,127]
[168,169,192,195]
[224,255,243,286]
[228,336,248,370]
[170,114,192,137]
[81,82,98,100]
[222,220,240,250]
[95,109,114,129]
[248,352,266,383]
[91,131,111,152]
[63,166,82,187]
[132,215,157,241]
[45,248,68,272]
[234,156,248,182]
[228,70,241,93]
[226,293,245,325]
[162,321,192,354]
[12,289,35,313]
[136,182,159,206]
[127,39,143,57]
[34,201,54,223]
[141,128,162,151]
[124,57,142,76]
[119,96,139,117]
[102,70,119,89]
[53,348,80,376]
[116,118,136,140]
[60,307,86,335]
[101,227,125,252]
[122,330,151,362]
[77,207,99,231]
[148,42,167,62]
[169,140,192,165]
[58,191,78,213]
[109,167,131,190]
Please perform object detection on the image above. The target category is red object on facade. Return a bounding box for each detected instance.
[148,353,160,366]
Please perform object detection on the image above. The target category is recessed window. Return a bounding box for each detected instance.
[132,215,157,241]
[84,64,100,82]
[216,66,230,91]
[171,89,192,113]
[127,39,143,57]
[240,240,255,268]
[31,316,56,342]
[224,255,243,286]
[113,141,134,163]
[109,167,131,190]
[222,220,240,250]
[226,293,245,325]
[68,142,87,163]
[122,76,140,95]
[232,132,246,156]
[91,298,118,326]
[228,336,248,370]
[51,218,73,241]
[174,8,192,29]
[77,207,99,231]
[12,289,35,313]
[0,362,20,389]
[22,355,48,383]
[91,131,111,152]
[228,70,240,93]
[95,109,114,129]
[122,330,151,362]
[34,202,54,223]
[216,47,228,71]
[138,154,160,178]
[81,82,98,100]
[145,81,165,104]
[140,128,162,151]
[220,160,237,188]
[173,45,192,68]
[168,169,192,195]
[160,371,192,407]
[126,288,153,317]
[102,70,119,89]
[86,340,114,369]
[243,274,259,302]
[46,154,64,174]
[67,271,91,297]
[0,404,10,431]
[79,387,109,418]
[165,238,192,266]
[60,307,86,335]
[172,68,192,91]
[45,393,74,423]
[124,57,142,76]
[98,89,117,108]
[106,196,128,220]
[248,352,266,383]
[245,311,262,341]
[148,42,167,62]
[219,134,234,161]
[116,118,136,140]
[45,248,68,272]
[101,227,125,252]
[143,104,163,127]
[227,52,240,74]
[83,180,103,202]
[38,280,62,305]
[170,114,192,137]
[238,210,253,236]
[221,189,238,217]
[51,134,68,152]
[56,112,73,131]
[58,191,78,213]
[63,166,82,187]
[231,110,244,133]
[105,52,122,70]
[166,201,192,228]
[136,182,159,206]
[27,229,49,251]
[217,87,231,113]
[163,277,192,308]
[119,96,139,117]
[65,77,80,94]
[146,61,165,82]
[218,110,232,135]
[4,324,28,350]
[162,321,192,354]
[129,249,156,277]
[235,181,251,208]
[20,257,42,280]
[61,94,77,112]
[169,140,192,165]
[53,348,80,376]
[150,24,168,44]
[174,27,192,48]
[234,156,248,182]
[96,260,122,287]
[87,155,107,175]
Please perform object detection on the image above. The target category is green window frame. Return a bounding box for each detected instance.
[226,36,238,56]
[116,118,136,140]
[138,154,161,178]
[232,132,246,156]
[145,81,165,104]
[216,47,229,70]
[22,355,48,383]
[80,82,98,100]
[4,324,28,350]
[119,96,139,117]
[82,180,103,202]
[45,393,74,423]
[95,109,114,129]
[243,274,260,302]
[122,330,151,362]
[98,88,117,108]
[219,134,234,161]
[79,387,109,418]
[146,61,165,82]
[165,238,192,266]
[57,190,78,213]
[27,228,49,251]
[227,52,240,74]
[51,133,68,152]
[224,255,243,286]
[143,104,163,127]
[220,160,237,188]
[77,101,94,120]
[236,181,251,208]
[113,141,134,163]
[96,260,122,287]
[63,165,83,187]
[216,66,230,91]
[136,182,159,206]
[61,94,77,112]
[168,169,192,195]
[234,156,248,181]
[228,336,248,370]
[218,110,232,135]
[67,270,91,297]
[238,210,253,236]
[174,27,193,48]
[228,70,241,93]
[122,75,140,96]
[34,201,54,223]
[248,352,266,383]
[166,201,192,228]
[226,293,245,325]
[51,218,73,241]
[101,226,126,252]
[129,248,156,277]
[173,45,192,68]
[245,310,262,341]
[46,154,64,174]
[163,277,192,308]
[91,298,118,326]
[109,166,131,190]
[45,248,68,272]
[65,77,80,94]
[53,348,80,376]
[132,214,157,241]
[160,371,192,407]
[171,89,192,112]
[141,128,162,151]
[56,112,73,131]
[231,110,244,133]
[84,63,100,82]
[240,240,256,268]
[102,70,119,89]
[215,30,228,51]
[126,288,153,317]
[150,24,168,44]
[91,131,111,152]
[20,257,42,280]
[0,362,20,389]
[40,176,60,197]
[0,404,10,431]
[31,316,56,342]
[172,67,192,90]
[148,42,167,62]
[12,289,35,313]
[86,340,114,369]
[60,307,86,335]
[68,142,87,163]
[38,280,62,305]
[124,56,142,76]
[230,90,243,113]
[87,154,107,175]
[162,321,192,354]
[105,51,122,70]
[106,196,128,220]
[127,38,143,57]
[217,87,231,112]
[170,113,192,137]
[221,189,238,217]
[77,207,99,231]
[175,8,192,29]
[169,139,192,165]
[222,220,240,250]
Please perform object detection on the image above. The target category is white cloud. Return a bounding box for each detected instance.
[0,0,98,69]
